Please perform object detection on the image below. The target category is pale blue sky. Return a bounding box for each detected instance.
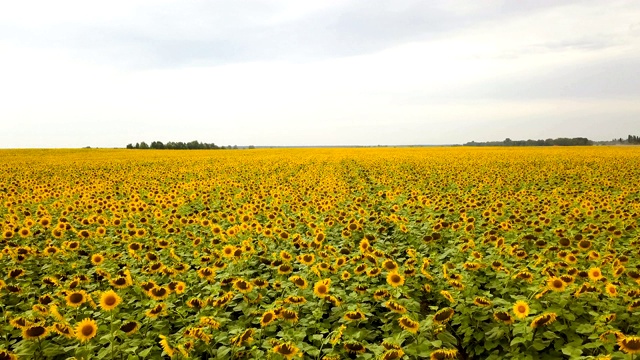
[1,0,639,148]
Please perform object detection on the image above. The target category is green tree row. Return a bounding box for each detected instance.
[125,141,238,150]
[464,137,592,147]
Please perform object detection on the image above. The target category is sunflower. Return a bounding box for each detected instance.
[8,268,24,278]
[430,348,458,360]
[298,253,315,266]
[273,342,300,359]
[119,321,140,335]
[147,286,170,301]
[325,295,342,307]
[278,264,293,275]
[374,289,390,301]
[280,309,299,323]
[51,322,75,338]
[0,348,17,360]
[547,277,566,292]
[398,316,419,333]
[231,328,255,347]
[260,310,277,327]
[251,278,269,289]
[99,290,122,311]
[386,272,405,287]
[75,318,98,342]
[313,279,331,298]
[344,341,366,355]
[381,349,405,360]
[382,260,398,272]
[145,303,167,318]
[233,279,253,293]
[159,335,175,357]
[440,290,455,304]
[354,263,368,275]
[530,313,557,328]
[199,317,221,329]
[618,336,640,354]
[385,300,407,314]
[284,296,307,305]
[605,283,618,297]
[493,311,514,325]
[90,254,104,265]
[344,310,366,322]
[513,300,530,319]
[433,308,455,324]
[289,275,308,289]
[65,290,87,307]
[22,325,49,340]
[588,267,604,281]
[473,297,492,307]
[186,298,207,309]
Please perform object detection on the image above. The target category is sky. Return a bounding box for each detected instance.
[1,0,639,148]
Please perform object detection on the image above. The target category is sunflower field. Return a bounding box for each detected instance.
[1,147,640,360]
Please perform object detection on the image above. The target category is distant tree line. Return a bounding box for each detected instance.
[628,135,640,144]
[126,141,240,150]
[464,137,592,147]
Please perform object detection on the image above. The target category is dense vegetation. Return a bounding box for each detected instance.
[464,137,592,147]
[1,147,640,359]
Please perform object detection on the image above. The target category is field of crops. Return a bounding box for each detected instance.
[1,147,640,360]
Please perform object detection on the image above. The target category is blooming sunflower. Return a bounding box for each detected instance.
[65,290,87,307]
[433,308,455,324]
[344,310,366,322]
[313,279,331,298]
[588,267,604,281]
[260,310,277,327]
[273,342,300,359]
[386,272,405,287]
[430,348,458,360]
[491,310,513,324]
[398,316,420,333]
[605,283,617,297]
[381,349,405,360]
[344,341,366,355]
[22,325,49,340]
[119,321,139,335]
[51,322,75,338]
[618,335,640,354]
[231,328,255,347]
[90,254,104,265]
[0,348,18,360]
[75,318,98,342]
[473,297,492,307]
[530,313,557,328]
[99,290,122,311]
[547,277,566,292]
[513,300,530,319]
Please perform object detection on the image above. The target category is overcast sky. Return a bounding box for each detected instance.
[1,0,639,148]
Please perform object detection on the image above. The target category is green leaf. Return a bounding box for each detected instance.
[510,337,526,346]
[138,347,152,358]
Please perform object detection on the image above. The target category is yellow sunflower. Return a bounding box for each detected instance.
[398,316,419,333]
[618,335,640,354]
[313,279,331,298]
[386,272,405,287]
[99,290,122,311]
[75,318,98,342]
[513,300,530,319]
[273,342,300,359]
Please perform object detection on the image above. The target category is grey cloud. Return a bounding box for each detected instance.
[0,0,610,68]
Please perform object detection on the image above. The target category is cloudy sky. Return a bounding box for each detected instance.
[1,0,639,148]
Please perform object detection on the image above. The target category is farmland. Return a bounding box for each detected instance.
[1,147,640,359]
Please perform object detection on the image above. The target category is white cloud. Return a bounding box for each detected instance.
[1,0,639,148]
